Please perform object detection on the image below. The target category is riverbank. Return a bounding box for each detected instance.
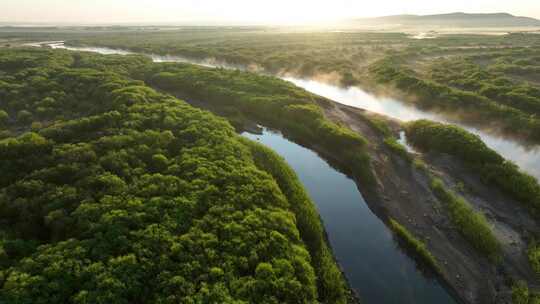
[241,127,456,304]
[321,101,540,303]
[179,84,492,303]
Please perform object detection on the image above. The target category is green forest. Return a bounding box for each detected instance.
[1,25,540,304]
[0,48,351,303]
[63,30,540,143]
[370,51,540,142]
[142,63,374,185]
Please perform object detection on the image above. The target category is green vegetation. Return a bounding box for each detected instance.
[512,281,540,304]
[407,120,540,215]
[527,242,540,274]
[0,48,350,303]
[427,54,540,116]
[384,137,412,163]
[57,28,540,142]
[2,26,540,301]
[58,28,539,85]
[367,38,540,143]
[5,27,540,142]
[431,178,501,260]
[240,138,350,303]
[413,158,429,172]
[364,116,392,137]
[388,218,441,273]
[141,62,374,185]
[363,115,412,163]
[370,55,540,142]
[0,110,8,126]
[406,120,503,163]
[66,30,406,84]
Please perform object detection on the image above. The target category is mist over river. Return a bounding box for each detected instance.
[44,41,540,180]
[285,78,540,180]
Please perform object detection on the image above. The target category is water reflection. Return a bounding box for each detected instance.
[243,128,457,304]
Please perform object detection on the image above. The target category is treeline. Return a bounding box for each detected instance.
[370,57,540,142]
[406,120,540,216]
[0,48,351,303]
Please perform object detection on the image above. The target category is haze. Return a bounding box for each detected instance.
[1,0,540,25]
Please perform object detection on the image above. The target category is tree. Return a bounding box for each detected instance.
[16,110,32,124]
[0,110,8,126]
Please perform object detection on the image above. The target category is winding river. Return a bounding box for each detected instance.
[29,41,540,303]
[43,41,540,181]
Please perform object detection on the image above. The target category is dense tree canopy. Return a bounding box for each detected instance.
[141,62,374,185]
[0,48,350,303]
[369,47,540,142]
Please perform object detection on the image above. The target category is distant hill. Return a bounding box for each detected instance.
[352,12,540,27]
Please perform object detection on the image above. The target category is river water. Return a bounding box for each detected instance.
[243,128,457,304]
[285,78,540,180]
[44,41,540,181]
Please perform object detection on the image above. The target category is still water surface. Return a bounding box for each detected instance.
[243,128,457,304]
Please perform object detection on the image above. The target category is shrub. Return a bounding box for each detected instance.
[0,110,8,126]
[431,178,500,260]
[389,218,441,273]
[528,242,540,274]
[384,137,412,162]
[407,120,540,215]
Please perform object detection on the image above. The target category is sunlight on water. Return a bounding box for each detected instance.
[284,77,446,121]
[285,77,540,180]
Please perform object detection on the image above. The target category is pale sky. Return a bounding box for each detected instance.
[1,0,539,25]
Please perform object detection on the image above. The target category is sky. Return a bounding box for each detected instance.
[1,0,540,25]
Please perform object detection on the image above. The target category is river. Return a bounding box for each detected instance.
[243,128,457,304]
[43,41,540,181]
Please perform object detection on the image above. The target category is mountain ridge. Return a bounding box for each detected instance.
[352,12,540,27]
